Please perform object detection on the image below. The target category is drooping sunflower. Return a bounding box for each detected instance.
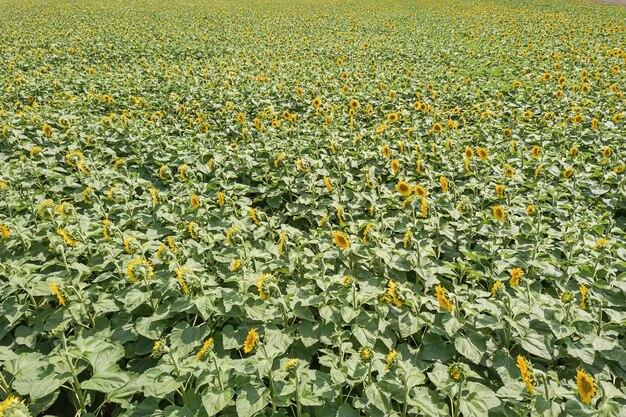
[126,258,153,282]
[575,369,597,405]
[390,159,400,174]
[385,349,397,370]
[196,338,214,362]
[509,268,523,286]
[477,148,489,160]
[332,231,350,250]
[243,328,259,354]
[516,355,535,394]
[440,176,449,192]
[49,282,66,306]
[495,185,505,199]
[435,284,454,312]
[190,194,200,209]
[396,181,412,196]
[563,168,574,179]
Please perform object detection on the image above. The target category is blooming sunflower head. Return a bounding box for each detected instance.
[332,231,350,250]
[575,369,597,405]
[563,168,574,179]
[477,148,489,160]
[531,145,541,158]
[396,181,411,196]
[493,205,505,222]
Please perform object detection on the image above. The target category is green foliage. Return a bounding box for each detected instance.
[0,0,625,416]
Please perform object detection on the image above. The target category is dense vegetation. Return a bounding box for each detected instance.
[0,0,625,416]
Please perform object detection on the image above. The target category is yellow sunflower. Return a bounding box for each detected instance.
[396,181,412,196]
[575,369,597,405]
[493,205,505,222]
[332,231,350,250]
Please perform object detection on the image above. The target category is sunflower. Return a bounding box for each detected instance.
[432,122,443,133]
[37,200,57,218]
[464,147,474,159]
[385,349,397,370]
[602,147,611,158]
[285,359,299,370]
[516,355,535,394]
[490,184,503,199]
[615,165,625,174]
[381,145,391,158]
[396,181,411,196]
[42,124,53,137]
[503,128,512,137]
[126,258,154,282]
[349,99,359,109]
[312,97,321,108]
[555,90,563,99]
[196,338,214,362]
[571,114,583,124]
[0,224,10,240]
[493,205,505,222]
[324,176,333,192]
[414,184,427,198]
[569,146,578,157]
[563,168,574,179]
[57,228,77,247]
[435,284,454,312]
[332,231,350,250]
[440,176,449,192]
[504,164,515,177]
[421,198,428,218]
[491,280,502,297]
[575,369,597,404]
[531,146,541,158]
[613,113,623,123]
[190,194,200,209]
[526,205,536,216]
[477,148,489,160]
[256,273,270,299]
[509,268,523,286]
[249,207,260,225]
[360,347,372,362]
[243,328,259,354]
[176,267,191,294]
[49,281,66,306]
[390,159,400,174]
[387,113,399,123]
[579,284,588,310]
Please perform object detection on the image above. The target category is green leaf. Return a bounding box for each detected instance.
[81,370,130,393]
[235,383,269,417]
[202,386,234,416]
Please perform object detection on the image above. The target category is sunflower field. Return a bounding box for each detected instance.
[0,0,625,416]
